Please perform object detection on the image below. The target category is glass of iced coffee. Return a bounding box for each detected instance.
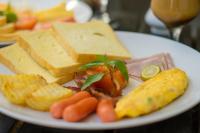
[151,0,200,41]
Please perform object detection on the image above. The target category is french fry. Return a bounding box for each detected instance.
[26,83,73,111]
[0,74,47,105]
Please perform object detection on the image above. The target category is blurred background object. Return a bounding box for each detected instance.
[145,8,169,37]
[0,0,199,48]
[150,0,200,41]
[0,0,92,43]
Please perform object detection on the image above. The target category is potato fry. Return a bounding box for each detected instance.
[0,74,47,105]
[26,83,73,111]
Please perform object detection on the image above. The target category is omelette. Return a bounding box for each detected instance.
[115,68,188,119]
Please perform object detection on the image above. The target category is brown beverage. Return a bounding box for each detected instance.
[151,0,200,27]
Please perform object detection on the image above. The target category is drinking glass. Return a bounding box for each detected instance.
[151,0,200,41]
[90,0,111,23]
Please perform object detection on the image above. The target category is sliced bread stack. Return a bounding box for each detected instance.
[18,30,80,77]
[52,20,132,63]
[0,20,131,84]
[0,44,73,84]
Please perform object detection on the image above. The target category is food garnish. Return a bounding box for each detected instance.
[81,73,104,90]
[80,55,129,81]
[77,55,128,97]
[141,65,160,81]
[0,2,17,23]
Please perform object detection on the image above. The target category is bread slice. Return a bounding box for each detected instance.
[0,44,73,84]
[18,30,80,77]
[52,20,132,63]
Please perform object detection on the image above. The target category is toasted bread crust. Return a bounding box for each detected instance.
[0,44,73,84]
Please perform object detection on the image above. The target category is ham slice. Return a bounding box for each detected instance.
[126,53,174,81]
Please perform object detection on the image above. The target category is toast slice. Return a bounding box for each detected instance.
[52,20,132,63]
[0,44,73,84]
[18,30,80,77]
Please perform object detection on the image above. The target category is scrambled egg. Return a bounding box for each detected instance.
[115,68,188,119]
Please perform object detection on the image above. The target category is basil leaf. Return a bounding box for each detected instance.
[0,11,4,16]
[79,61,104,70]
[96,55,108,63]
[109,60,129,81]
[6,12,17,23]
[81,73,104,90]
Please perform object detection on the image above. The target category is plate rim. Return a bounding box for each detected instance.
[0,31,200,130]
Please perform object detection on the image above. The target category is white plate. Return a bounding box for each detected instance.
[0,32,200,130]
[0,0,93,23]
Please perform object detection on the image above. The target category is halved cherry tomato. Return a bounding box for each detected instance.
[86,65,126,97]
[15,16,37,30]
[112,69,127,90]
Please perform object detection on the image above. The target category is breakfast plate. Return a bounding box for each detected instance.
[0,31,200,130]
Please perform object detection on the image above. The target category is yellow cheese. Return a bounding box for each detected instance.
[0,44,73,84]
[52,20,132,63]
[34,2,74,22]
[115,68,188,119]
[18,30,80,77]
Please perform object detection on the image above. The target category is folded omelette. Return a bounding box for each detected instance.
[115,68,188,119]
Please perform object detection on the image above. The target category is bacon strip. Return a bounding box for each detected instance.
[126,53,175,81]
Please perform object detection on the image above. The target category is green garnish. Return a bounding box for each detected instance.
[147,97,153,104]
[0,1,18,23]
[108,60,129,81]
[96,55,109,63]
[5,12,17,23]
[0,11,4,16]
[81,73,104,90]
[79,61,104,70]
[80,55,129,81]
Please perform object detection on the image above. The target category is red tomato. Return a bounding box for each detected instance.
[86,66,127,97]
[15,16,37,30]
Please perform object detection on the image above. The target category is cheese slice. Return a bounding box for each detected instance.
[18,30,80,77]
[52,20,132,63]
[0,44,73,84]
